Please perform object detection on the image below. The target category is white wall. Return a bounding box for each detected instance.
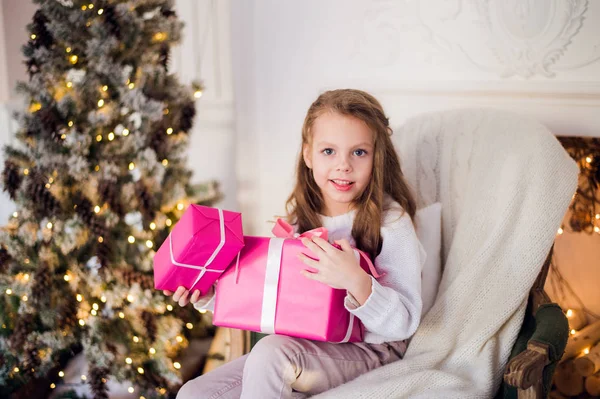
[0,0,237,223]
[229,1,600,316]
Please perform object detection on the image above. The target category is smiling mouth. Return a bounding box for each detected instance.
[329,179,355,191]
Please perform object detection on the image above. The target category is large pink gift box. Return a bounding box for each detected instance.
[212,221,380,343]
[153,205,244,295]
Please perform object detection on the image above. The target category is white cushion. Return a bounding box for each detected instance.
[415,202,442,318]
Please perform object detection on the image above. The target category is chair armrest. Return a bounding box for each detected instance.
[503,303,569,392]
[504,341,550,389]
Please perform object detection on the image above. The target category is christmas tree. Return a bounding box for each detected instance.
[0,0,219,397]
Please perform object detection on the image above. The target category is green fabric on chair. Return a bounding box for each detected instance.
[495,302,569,399]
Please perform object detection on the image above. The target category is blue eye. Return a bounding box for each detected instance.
[353,149,367,156]
[322,148,334,155]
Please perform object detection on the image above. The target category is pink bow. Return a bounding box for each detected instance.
[272,218,383,279]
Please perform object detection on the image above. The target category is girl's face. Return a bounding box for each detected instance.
[303,111,374,217]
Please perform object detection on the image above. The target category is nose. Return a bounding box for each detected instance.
[336,156,352,173]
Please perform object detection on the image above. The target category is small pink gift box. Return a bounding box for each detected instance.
[212,221,380,343]
[153,205,244,295]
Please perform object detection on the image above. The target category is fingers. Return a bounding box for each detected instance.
[173,286,190,307]
[297,252,320,270]
[190,290,201,304]
[301,269,324,283]
[334,239,353,253]
[163,290,173,296]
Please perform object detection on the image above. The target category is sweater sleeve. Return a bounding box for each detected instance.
[344,211,425,341]
[192,285,216,312]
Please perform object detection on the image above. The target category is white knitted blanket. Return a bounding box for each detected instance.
[314,108,578,399]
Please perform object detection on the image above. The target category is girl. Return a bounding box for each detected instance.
[168,89,425,399]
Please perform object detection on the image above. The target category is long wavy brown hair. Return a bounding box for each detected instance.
[285,89,416,259]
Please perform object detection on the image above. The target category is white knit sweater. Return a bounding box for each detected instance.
[195,200,426,345]
[321,202,425,344]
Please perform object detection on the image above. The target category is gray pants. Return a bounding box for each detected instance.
[177,334,407,399]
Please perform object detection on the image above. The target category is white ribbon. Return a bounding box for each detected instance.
[259,238,358,342]
[169,208,226,290]
[260,238,285,334]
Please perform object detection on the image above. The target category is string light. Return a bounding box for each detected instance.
[95,165,100,171]
[81,5,87,10]
[166,127,173,135]
[128,162,135,170]
[119,312,125,318]
[166,304,173,311]
[66,47,72,53]
[149,348,156,354]
[173,362,181,369]
[88,3,94,9]
[64,274,71,281]
[162,159,169,166]
[14,367,19,373]
[76,294,83,302]
[129,83,135,89]
[50,383,56,389]
[146,240,153,248]
[150,222,156,230]
[12,212,18,218]
[128,387,135,393]
[96,134,102,142]
[61,134,67,139]
[93,303,99,310]
[177,203,184,210]
[94,205,100,213]
[59,371,64,377]
[566,309,573,317]
[79,319,85,326]
[186,323,193,330]
[98,8,104,15]
[70,55,78,64]
[22,295,28,302]
[30,34,36,40]
[153,32,167,42]
[108,132,115,141]
[23,168,30,175]
[166,219,172,227]
[101,296,107,302]
[128,236,135,243]
[98,236,104,243]
[68,121,74,127]
[557,227,564,235]
[584,347,590,355]
[127,295,135,303]
[176,335,183,343]
[126,357,132,364]
[5,289,12,295]
[133,335,139,342]
[137,367,144,374]
[24,274,30,281]
[122,128,130,136]
[29,102,42,112]
[97,99,104,107]
[198,309,207,314]
[91,309,97,316]
[66,81,73,88]
[81,375,87,381]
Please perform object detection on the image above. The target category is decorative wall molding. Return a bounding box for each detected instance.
[352,0,600,79]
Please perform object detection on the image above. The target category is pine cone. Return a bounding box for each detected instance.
[0,246,10,273]
[136,181,156,221]
[89,366,110,399]
[2,161,22,200]
[57,296,78,330]
[149,126,168,158]
[22,340,41,377]
[118,268,154,290]
[31,10,53,49]
[158,44,170,71]
[73,193,108,237]
[96,241,112,269]
[98,180,125,217]
[161,7,177,18]
[102,5,121,39]
[10,314,34,350]
[30,262,52,308]
[26,171,62,217]
[179,101,196,133]
[38,106,64,143]
[142,311,157,343]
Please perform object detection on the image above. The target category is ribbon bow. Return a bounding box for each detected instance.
[272,218,383,279]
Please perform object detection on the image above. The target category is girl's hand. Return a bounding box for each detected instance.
[298,237,372,302]
[163,286,204,307]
